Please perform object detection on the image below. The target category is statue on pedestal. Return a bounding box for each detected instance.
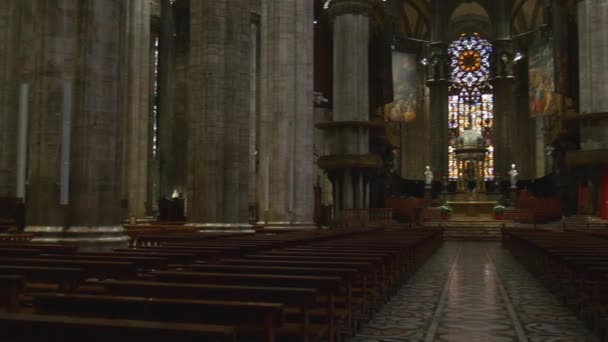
[508,164,518,189]
[424,166,433,188]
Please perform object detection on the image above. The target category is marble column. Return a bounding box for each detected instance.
[491,39,518,176]
[158,0,176,199]
[426,42,450,179]
[578,0,608,150]
[0,0,20,197]
[23,0,128,243]
[426,0,450,183]
[320,0,375,214]
[331,0,370,124]
[123,0,151,219]
[257,0,314,225]
[188,0,251,224]
[166,4,189,212]
[491,0,522,178]
[249,13,260,216]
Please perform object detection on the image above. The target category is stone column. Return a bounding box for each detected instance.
[23,0,128,244]
[123,0,151,219]
[491,38,518,175]
[426,42,450,179]
[0,0,19,198]
[249,12,260,220]
[318,0,378,215]
[165,3,189,213]
[491,0,522,178]
[426,0,450,183]
[578,0,608,150]
[158,0,176,199]
[188,0,251,225]
[257,0,314,225]
[331,0,370,124]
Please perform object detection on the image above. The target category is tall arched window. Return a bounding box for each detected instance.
[448,33,494,180]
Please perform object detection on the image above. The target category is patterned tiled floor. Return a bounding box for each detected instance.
[351,242,599,342]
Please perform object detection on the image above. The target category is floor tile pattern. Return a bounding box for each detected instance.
[351,242,598,342]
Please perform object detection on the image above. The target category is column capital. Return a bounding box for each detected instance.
[329,0,373,18]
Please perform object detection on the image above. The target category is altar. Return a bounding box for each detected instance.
[446,200,497,217]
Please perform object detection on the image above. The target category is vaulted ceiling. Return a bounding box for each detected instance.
[393,0,548,41]
[399,0,431,39]
[512,0,544,36]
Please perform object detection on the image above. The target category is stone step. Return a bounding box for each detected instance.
[437,224,503,241]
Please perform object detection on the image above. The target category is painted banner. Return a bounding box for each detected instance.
[386,52,417,123]
[528,42,556,117]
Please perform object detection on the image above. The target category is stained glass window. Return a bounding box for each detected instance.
[448,33,494,180]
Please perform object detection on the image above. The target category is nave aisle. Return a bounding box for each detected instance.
[352,242,597,342]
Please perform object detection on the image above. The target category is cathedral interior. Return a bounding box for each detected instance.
[0,0,607,341]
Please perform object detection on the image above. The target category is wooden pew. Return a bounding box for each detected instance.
[94,279,322,342]
[114,247,227,261]
[87,251,196,264]
[152,271,341,341]
[131,231,255,247]
[0,258,135,280]
[0,248,43,258]
[0,312,236,342]
[503,229,608,334]
[187,264,359,334]
[0,275,23,312]
[40,254,168,271]
[218,258,377,318]
[0,265,83,291]
[0,243,78,254]
[33,293,283,342]
[255,249,400,303]
[0,234,33,243]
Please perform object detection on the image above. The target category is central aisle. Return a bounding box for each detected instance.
[352,242,597,342]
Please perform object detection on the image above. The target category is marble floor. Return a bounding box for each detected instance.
[351,242,599,342]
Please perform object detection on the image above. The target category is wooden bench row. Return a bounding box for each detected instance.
[503,228,608,340]
[0,228,442,342]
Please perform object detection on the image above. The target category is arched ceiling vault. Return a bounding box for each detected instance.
[395,0,431,40]
[448,1,493,40]
[393,0,546,43]
[511,0,544,36]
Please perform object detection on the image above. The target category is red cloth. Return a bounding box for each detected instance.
[600,167,608,220]
[578,184,585,213]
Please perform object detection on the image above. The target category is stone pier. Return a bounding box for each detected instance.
[188,0,251,224]
[123,0,151,219]
[22,0,129,245]
[316,0,381,217]
[256,0,314,226]
[578,0,608,150]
